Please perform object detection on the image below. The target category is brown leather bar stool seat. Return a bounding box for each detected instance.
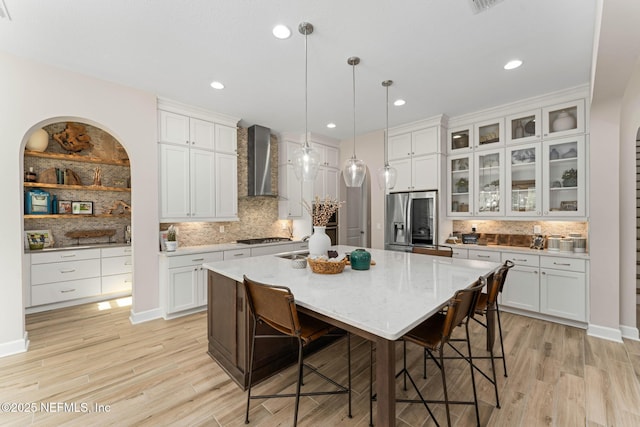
[243,275,351,427]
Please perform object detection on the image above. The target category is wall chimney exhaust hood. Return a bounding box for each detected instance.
[247,125,273,196]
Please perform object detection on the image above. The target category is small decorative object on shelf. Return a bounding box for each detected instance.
[26,129,49,152]
[25,167,37,182]
[165,225,178,252]
[103,200,131,215]
[303,196,344,257]
[93,167,102,186]
[551,110,576,132]
[530,235,545,250]
[550,148,560,160]
[455,177,468,193]
[561,168,578,187]
[58,200,72,214]
[25,230,54,250]
[72,201,93,215]
[53,122,93,152]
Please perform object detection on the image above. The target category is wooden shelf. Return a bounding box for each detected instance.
[24,214,131,219]
[24,150,130,167]
[24,182,130,193]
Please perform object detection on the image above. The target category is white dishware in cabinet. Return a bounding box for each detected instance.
[542,136,586,217]
[447,153,473,216]
[542,99,585,139]
[474,149,505,216]
[506,143,542,216]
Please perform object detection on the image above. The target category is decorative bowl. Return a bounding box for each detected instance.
[291,256,307,269]
[307,257,346,274]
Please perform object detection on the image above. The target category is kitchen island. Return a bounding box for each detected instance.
[204,245,499,426]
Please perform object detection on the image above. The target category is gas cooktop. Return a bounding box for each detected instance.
[236,237,291,245]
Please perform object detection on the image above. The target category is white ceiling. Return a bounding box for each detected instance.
[0,0,597,140]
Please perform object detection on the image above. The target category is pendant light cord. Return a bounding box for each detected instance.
[385,83,389,167]
[304,29,309,149]
[352,61,356,159]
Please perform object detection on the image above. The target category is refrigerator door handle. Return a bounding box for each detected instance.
[406,196,413,246]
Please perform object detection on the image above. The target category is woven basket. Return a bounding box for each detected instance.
[307,257,346,274]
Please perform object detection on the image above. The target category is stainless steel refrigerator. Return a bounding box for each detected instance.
[385,191,438,252]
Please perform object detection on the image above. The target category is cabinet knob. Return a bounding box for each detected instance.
[541,271,546,275]
[534,270,538,274]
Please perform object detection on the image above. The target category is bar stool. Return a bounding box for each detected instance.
[242,275,351,426]
[412,245,454,257]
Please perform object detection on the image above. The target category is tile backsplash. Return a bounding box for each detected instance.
[452,220,588,237]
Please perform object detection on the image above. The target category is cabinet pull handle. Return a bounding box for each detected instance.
[512,258,527,262]
[553,262,571,266]
[477,255,491,258]
[124,261,132,266]
[124,248,132,253]
[124,280,132,283]
[60,289,76,293]
[234,253,245,257]
[61,254,76,258]
[192,258,205,262]
[60,269,76,273]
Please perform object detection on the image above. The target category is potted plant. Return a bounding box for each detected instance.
[165,225,178,252]
[455,177,469,193]
[562,168,578,187]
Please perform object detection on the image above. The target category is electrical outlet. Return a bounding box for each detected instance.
[219,225,225,233]
[472,223,477,232]
[533,225,542,234]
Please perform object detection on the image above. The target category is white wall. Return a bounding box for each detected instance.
[339,130,385,249]
[0,51,159,355]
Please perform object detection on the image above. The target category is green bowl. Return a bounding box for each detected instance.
[29,242,44,250]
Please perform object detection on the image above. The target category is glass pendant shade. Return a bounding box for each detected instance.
[377,164,397,190]
[292,144,320,181]
[343,156,366,187]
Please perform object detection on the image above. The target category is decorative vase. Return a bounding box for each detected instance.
[350,248,371,270]
[26,128,49,152]
[308,226,331,257]
[552,111,576,132]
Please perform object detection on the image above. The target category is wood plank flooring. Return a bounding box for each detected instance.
[0,299,639,426]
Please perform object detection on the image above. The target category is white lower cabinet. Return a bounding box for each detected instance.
[164,251,223,316]
[468,249,501,263]
[540,256,586,321]
[500,251,587,323]
[451,247,468,259]
[28,246,132,309]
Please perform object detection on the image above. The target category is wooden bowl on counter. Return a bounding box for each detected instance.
[307,257,347,274]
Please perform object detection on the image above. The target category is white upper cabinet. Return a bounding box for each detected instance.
[542,136,586,217]
[215,124,237,154]
[159,111,190,145]
[215,152,238,218]
[447,153,474,217]
[388,133,412,161]
[542,99,585,139]
[387,125,441,192]
[311,142,339,168]
[189,118,216,150]
[159,143,191,219]
[506,109,542,145]
[189,149,217,219]
[474,117,505,150]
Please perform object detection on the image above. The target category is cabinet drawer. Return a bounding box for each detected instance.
[32,259,100,285]
[451,248,468,259]
[31,277,101,306]
[102,273,132,294]
[223,249,251,260]
[540,256,585,272]
[102,256,133,276]
[250,244,292,257]
[31,248,100,265]
[168,252,223,268]
[102,246,132,258]
[502,252,540,267]
[468,250,501,263]
[288,242,309,251]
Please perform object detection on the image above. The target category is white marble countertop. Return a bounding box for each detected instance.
[25,242,131,254]
[204,245,499,341]
[452,243,590,259]
[159,239,302,257]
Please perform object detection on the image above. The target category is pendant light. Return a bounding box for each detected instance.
[292,22,320,182]
[343,56,366,187]
[377,80,398,191]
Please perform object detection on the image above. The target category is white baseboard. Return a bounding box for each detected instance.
[129,307,162,324]
[587,323,624,343]
[620,325,640,341]
[0,333,29,358]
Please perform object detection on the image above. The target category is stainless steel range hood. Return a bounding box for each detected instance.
[247,125,273,196]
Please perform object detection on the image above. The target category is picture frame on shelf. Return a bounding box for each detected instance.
[159,231,168,251]
[72,201,93,215]
[58,200,72,214]
[25,229,54,249]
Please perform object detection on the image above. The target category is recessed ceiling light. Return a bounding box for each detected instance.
[210,81,225,90]
[326,123,336,129]
[272,25,291,39]
[504,59,523,70]
[394,99,406,106]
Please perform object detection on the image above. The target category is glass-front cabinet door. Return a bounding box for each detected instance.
[447,125,473,154]
[506,143,541,216]
[474,149,504,216]
[447,153,473,216]
[474,118,504,150]
[542,99,585,139]
[506,109,541,145]
[542,136,586,217]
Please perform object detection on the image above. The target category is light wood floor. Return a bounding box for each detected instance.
[1,300,640,426]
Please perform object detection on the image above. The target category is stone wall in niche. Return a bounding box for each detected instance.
[452,220,588,237]
[161,127,290,247]
[23,122,131,248]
